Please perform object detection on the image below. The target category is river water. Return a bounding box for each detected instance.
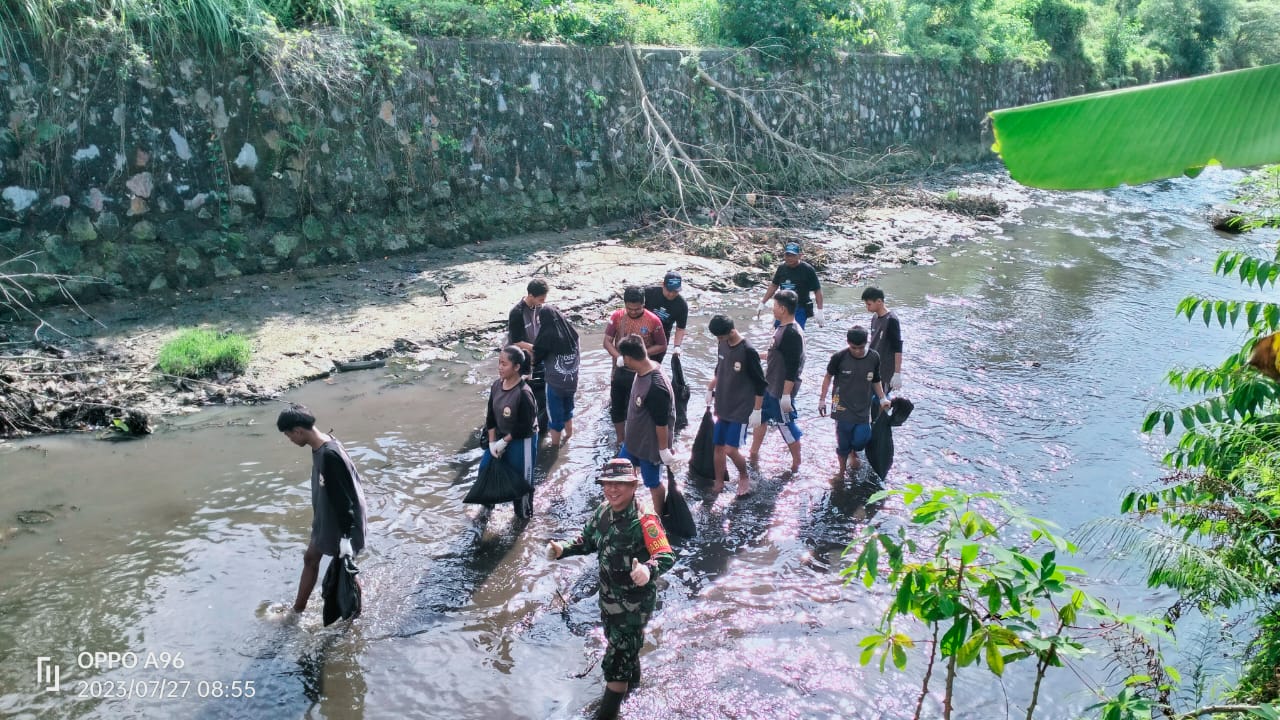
[1,170,1273,719]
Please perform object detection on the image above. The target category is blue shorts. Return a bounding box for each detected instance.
[712,419,750,448]
[617,445,662,488]
[545,385,575,432]
[761,393,802,444]
[835,420,872,456]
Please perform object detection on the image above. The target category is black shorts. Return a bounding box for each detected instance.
[609,367,635,424]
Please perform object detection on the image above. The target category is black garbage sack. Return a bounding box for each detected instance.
[464,456,534,505]
[662,467,697,539]
[321,554,362,626]
[866,396,915,482]
[670,354,693,430]
[689,408,716,482]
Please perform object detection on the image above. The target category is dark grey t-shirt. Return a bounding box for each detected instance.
[310,438,369,556]
[714,338,767,424]
[765,322,805,398]
[624,368,674,463]
[826,348,882,424]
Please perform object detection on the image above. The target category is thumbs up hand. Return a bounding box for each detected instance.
[630,558,651,586]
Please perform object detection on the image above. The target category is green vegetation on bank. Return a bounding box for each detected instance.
[2,0,1279,90]
[156,328,252,379]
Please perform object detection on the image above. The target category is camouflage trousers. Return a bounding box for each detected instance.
[602,619,646,683]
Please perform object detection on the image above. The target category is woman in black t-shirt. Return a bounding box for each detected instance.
[482,345,540,518]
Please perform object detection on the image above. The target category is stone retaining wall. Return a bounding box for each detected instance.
[0,41,1067,302]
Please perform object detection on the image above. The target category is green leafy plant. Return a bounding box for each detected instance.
[844,484,1163,719]
[990,63,1280,190]
[156,328,252,379]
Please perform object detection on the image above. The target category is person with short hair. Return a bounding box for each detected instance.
[603,286,668,442]
[277,404,369,616]
[481,345,539,519]
[819,326,891,475]
[546,459,676,720]
[749,289,805,472]
[707,315,767,497]
[758,242,824,328]
[509,278,551,430]
[861,286,904,403]
[643,271,689,362]
[616,334,677,514]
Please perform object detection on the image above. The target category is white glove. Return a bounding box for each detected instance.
[813,308,825,327]
[545,541,562,561]
[659,448,677,467]
[615,355,625,368]
[748,408,762,428]
[489,437,509,458]
[630,558,651,586]
[890,375,902,391]
[339,537,353,558]
[818,402,827,417]
[671,345,682,356]
[757,301,770,317]
[705,387,715,408]
[779,394,794,415]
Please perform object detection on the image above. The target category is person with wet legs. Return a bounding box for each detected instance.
[616,334,677,516]
[509,278,550,432]
[818,326,891,475]
[758,242,824,329]
[531,301,581,447]
[706,315,766,497]
[545,459,677,720]
[480,345,540,519]
[604,286,667,444]
[750,290,806,472]
[643,271,689,363]
[277,404,369,616]
[861,286,904,409]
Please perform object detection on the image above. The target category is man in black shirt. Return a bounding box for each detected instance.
[759,243,824,329]
[861,286,904,402]
[509,278,550,431]
[643,271,689,363]
[750,290,806,472]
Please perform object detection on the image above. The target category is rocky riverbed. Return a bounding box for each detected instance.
[0,167,1028,437]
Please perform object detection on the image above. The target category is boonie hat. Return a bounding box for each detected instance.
[784,243,801,255]
[598,458,638,483]
[664,271,682,291]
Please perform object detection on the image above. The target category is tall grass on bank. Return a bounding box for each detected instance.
[156,328,252,379]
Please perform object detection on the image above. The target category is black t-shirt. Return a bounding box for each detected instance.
[771,262,821,312]
[643,286,689,339]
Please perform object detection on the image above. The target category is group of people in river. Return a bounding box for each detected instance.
[275,240,905,719]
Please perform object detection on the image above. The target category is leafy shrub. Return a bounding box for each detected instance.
[157,329,253,379]
[547,1,636,45]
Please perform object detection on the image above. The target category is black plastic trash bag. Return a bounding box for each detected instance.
[670,354,692,430]
[464,456,534,505]
[662,467,697,539]
[321,554,362,626]
[866,396,915,482]
[689,408,716,482]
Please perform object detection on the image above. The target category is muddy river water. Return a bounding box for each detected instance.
[1,171,1272,719]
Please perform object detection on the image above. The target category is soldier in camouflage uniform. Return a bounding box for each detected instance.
[546,458,677,720]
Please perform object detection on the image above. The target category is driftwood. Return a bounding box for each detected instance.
[333,358,387,372]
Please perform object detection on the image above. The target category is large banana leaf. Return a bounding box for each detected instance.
[989,63,1280,190]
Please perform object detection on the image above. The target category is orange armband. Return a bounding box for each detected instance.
[640,512,671,557]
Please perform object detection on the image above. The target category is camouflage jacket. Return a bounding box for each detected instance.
[560,498,677,621]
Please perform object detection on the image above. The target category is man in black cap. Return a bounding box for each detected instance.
[759,242,824,329]
[818,325,891,475]
[644,271,689,363]
[546,458,676,720]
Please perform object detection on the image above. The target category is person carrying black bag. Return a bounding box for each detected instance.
[276,404,368,620]
[481,345,540,519]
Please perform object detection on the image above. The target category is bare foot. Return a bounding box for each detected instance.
[736,476,750,496]
[748,453,760,466]
[849,454,862,471]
